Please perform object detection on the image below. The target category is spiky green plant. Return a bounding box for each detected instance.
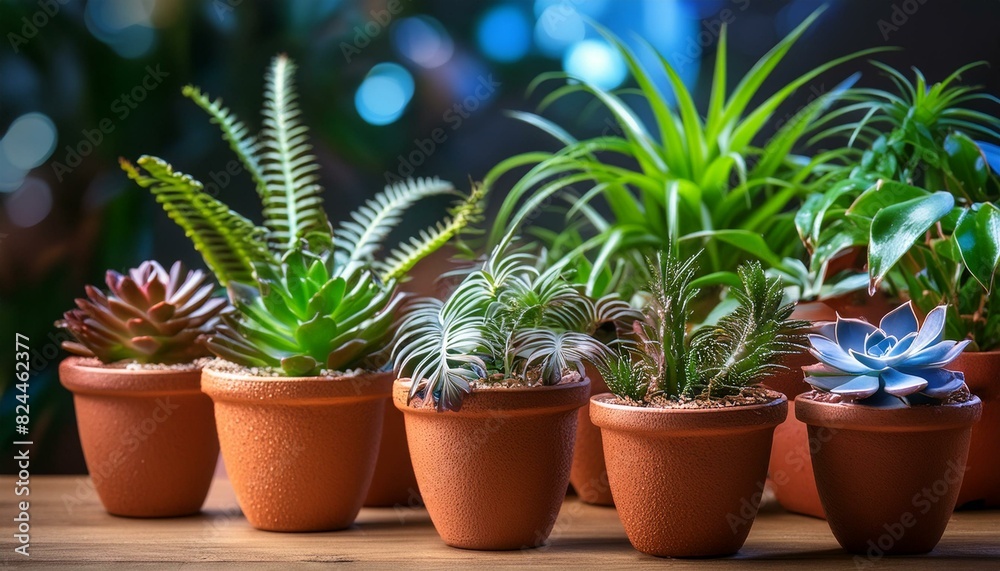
[123,55,483,376]
[599,251,809,403]
[485,9,883,302]
[392,239,637,412]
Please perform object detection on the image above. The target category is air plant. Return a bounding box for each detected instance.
[57,261,227,364]
[122,55,482,376]
[598,250,809,404]
[803,302,970,408]
[392,239,638,412]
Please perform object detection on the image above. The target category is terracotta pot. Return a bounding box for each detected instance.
[951,351,1000,508]
[394,378,588,550]
[591,392,787,558]
[364,398,421,507]
[201,367,392,532]
[569,363,614,506]
[796,392,982,555]
[58,357,219,517]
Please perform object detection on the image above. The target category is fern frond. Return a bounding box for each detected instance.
[335,177,457,275]
[182,85,268,200]
[512,329,608,384]
[377,183,485,282]
[260,54,330,251]
[121,156,274,286]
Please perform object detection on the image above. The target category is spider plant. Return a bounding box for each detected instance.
[122,55,483,376]
[597,250,809,404]
[485,8,882,307]
[798,63,1000,349]
[392,237,637,412]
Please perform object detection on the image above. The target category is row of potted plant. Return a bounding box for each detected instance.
[54,8,995,560]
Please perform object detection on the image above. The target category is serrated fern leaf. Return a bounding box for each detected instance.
[377,184,485,282]
[182,85,269,201]
[260,54,330,251]
[121,156,273,286]
[335,177,457,275]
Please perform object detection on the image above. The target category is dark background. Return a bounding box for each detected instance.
[1,0,998,473]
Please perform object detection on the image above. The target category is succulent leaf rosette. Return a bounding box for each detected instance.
[57,261,227,364]
[804,301,970,407]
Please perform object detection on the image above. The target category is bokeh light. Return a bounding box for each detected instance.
[84,0,157,59]
[2,113,57,170]
[534,4,585,57]
[355,63,415,126]
[393,16,454,69]
[477,5,531,63]
[563,39,627,90]
[5,177,53,228]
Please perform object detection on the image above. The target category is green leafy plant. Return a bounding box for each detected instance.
[799,63,1000,349]
[122,55,483,376]
[485,9,881,304]
[599,251,809,404]
[392,240,638,412]
[56,261,227,364]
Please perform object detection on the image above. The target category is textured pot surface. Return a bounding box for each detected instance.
[395,378,588,550]
[591,392,787,558]
[796,393,982,555]
[951,351,1000,508]
[59,357,219,517]
[202,367,391,532]
[570,363,614,506]
[364,397,421,507]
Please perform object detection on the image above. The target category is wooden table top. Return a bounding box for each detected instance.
[3,476,998,569]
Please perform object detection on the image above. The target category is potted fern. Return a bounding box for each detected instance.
[790,62,1000,512]
[589,252,809,558]
[122,55,482,531]
[797,302,981,554]
[390,240,628,550]
[56,261,225,517]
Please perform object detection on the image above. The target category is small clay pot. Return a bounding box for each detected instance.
[395,378,588,550]
[202,367,392,532]
[364,398,421,507]
[950,351,1000,508]
[591,392,787,558]
[796,392,982,555]
[59,357,219,517]
[569,363,614,506]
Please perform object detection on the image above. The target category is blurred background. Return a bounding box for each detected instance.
[1,0,998,473]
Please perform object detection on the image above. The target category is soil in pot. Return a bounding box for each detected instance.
[394,377,589,550]
[591,390,788,558]
[950,351,1000,509]
[569,363,614,506]
[201,365,392,532]
[364,398,421,507]
[59,357,219,517]
[795,392,982,555]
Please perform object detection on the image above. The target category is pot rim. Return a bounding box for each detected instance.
[202,365,393,405]
[590,390,788,435]
[59,356,204,396]
[393,377,590,417]
[794,391,982,432]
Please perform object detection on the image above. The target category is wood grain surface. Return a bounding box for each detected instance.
[2,476,998,569]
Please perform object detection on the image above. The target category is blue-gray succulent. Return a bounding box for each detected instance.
[803,302,969,407]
